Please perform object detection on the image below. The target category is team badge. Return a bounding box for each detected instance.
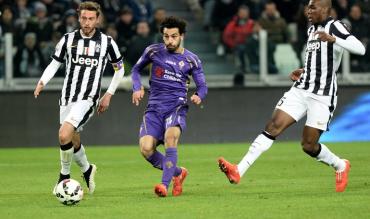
[179,61,184,70]
[95,43,101,53]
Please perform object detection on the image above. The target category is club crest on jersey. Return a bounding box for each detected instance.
[179,61,185,70]
[307,39,321,52]
[95,43,101,53]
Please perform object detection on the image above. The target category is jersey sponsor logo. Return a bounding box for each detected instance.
[72,55,99,67]
[154,66,182,82]
[307,39,321,52]
[165,60,177,65]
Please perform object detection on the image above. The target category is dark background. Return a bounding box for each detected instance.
[0,86,368,147]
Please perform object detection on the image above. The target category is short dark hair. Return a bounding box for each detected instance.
[78,1,101,17]
[159,16,187,34]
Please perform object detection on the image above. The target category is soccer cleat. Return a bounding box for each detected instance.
[335,159,351,192]
[218,157,240,184]
[83,164,97,194]
[154,184,168,197]
[52,173,70,195]
[172,167,188,196]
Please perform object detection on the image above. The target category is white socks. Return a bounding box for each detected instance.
[73,144,90,173]
[60,146,74,175]
[316,143,346,172]
[237,132,275,177]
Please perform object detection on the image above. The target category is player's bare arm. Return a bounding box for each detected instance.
[315,31,336,43]
[132,86,145,106]
[190,94,202,105]
[290,68,304,81]
[34,81,45,98]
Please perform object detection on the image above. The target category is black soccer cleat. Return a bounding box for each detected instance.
[83,164,97,194]
[52,173,70,195]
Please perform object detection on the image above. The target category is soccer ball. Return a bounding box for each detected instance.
[55,179,84,206]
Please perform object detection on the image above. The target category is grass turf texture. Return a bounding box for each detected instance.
[0,142,369,218]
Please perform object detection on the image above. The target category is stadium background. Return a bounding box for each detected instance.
[1,0,369,146]
[1,1,370,218]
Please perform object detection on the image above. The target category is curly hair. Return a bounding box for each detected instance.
[159,16,187,34]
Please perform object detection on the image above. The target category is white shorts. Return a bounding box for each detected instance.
[275,87,337,131]
[60,100,95,132]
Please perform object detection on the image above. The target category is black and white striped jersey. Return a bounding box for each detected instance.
[294,17,351,97]
[52,29,122,105]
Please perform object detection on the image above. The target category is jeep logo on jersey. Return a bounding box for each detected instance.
[72,55,99,67]
[307,40,321,52]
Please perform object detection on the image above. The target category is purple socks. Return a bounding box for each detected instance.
[161,147,178,188]
[146,150,182,177]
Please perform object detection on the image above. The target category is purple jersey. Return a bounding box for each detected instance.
[131,43,208,105]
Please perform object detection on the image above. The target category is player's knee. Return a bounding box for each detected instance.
[301,140,319,157]
[139,143,155,158]
[265,120,283,137]
[59,130,72,145]
[164,135,179,147]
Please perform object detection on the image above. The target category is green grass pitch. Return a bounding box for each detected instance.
[1,142,369,219]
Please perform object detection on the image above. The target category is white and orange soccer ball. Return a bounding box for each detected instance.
[55,179,84,205]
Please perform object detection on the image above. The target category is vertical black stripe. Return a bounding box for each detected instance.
[324,25,334,95]
[92,59,107,103]
[71,38,89,102]
[64,33,80,104]
[326,84,336,130]
[303,52,312,90]
[59,35,68,60]
[77,106,94,128]
[107,37,115,61]
[312,42,322,94]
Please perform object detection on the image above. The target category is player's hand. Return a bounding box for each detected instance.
[315,31,336,43]
[190,94,202,105]
[132,88,144,106]
[290,68,304,81]
[97,92,112,115]
[34,81,44,99]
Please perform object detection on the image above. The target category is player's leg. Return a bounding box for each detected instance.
[58,121,75,181]
[303,97,350,192]
[58,100,96,193]
[72,132,97,194]
[139,111,182,174]
[237,109,296,175]
[140,135,161,168]
[219,88,306,183]
[154,126,182,197]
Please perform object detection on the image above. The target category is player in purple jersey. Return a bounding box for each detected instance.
[131,16,208,197]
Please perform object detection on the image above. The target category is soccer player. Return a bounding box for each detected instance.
[218,0,365,192]
[33,1,125,194]
[131,16,208,197]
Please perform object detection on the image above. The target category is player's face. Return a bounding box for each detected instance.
[163,27,183,53]
[307,0,327,24]
[79,10,99,36]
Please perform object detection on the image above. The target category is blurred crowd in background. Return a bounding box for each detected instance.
[0,0,370,78]
[202,0,370,74]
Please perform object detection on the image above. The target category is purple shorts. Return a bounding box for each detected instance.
[139,103,189,142]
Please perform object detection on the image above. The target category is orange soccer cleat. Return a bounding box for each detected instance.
[172,167,188,196]
[336,159,351,192]
[154,184,168,197]
[218,157,240,184]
